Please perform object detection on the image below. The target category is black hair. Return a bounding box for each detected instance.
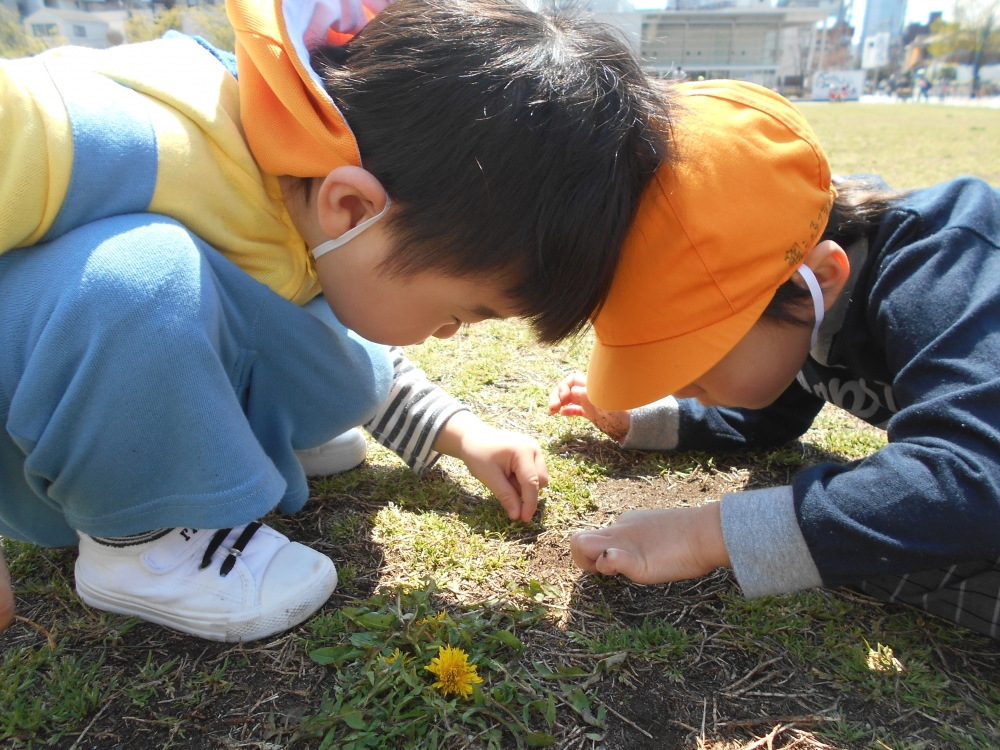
[310,0,669,342]
[761,178,907,327]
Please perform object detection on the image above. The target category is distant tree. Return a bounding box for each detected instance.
[124,7,182,43]
[124,5,233,51]
[929,0,1000,96]
[183,5,234,52]
[0,5,48,58]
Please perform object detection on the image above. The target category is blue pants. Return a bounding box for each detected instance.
[0,215,391,547]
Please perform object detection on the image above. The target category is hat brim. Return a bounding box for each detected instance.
[587,290,775,411]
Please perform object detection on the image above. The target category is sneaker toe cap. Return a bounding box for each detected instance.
[259,542,337,609]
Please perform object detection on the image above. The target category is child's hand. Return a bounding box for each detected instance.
[0,546,13,633]
[434,411,549,523]
[548,372,631,443]
[571,505,730,584]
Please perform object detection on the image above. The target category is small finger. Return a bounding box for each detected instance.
[594,547,630,578]
[509,455,540,523]
[497,487,522,520]
[534,451,549,490]
[548,377,574,412]
[519,480,538,522]
[569,532,602,573]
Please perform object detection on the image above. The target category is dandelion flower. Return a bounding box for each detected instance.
[417,610,448,626]
[866,643,904,673]
[424,645,483,698]
[382,648,412,666]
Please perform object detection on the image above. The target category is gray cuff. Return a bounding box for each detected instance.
[621,396,680,451]
[720,486,823,598]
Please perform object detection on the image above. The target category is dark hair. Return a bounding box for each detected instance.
[310,0,669,342]
[761,178,907,326]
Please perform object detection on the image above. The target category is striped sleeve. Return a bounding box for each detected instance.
[363,347,468,476]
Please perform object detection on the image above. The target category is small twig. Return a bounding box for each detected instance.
[888,707,920,726]
[68,699,113,750]
[670,719,699,733]
[721,655,783,694]
[719,715,833,729]
[14,615,56,650]
[737,723,790,750]
[740,692,816,699]
[700,697,707,742]
[594,699,653,739]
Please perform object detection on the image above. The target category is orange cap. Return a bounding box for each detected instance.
[588,80,835,411]
[227,0,387,177]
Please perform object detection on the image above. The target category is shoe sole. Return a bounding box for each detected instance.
[75,558,337,642]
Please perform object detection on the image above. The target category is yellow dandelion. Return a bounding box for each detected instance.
[865,642,904,674]
[416,610,448,626]
[382,648,412,666]
[424,645,483,698]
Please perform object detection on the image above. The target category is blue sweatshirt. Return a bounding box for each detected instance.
[623,177,1000,595]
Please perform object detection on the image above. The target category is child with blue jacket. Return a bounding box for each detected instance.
[550,80,1000,639]
[0,0,666,640]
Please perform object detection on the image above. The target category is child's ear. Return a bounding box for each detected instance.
[315,166,389,241]
[798,240,850,311]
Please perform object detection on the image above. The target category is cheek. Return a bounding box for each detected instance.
[695,334,810,409]
[433,322,462,339]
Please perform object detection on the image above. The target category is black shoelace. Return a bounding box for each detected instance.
[199,522,263,577]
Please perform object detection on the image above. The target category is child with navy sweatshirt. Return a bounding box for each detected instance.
[550,80,1000,639]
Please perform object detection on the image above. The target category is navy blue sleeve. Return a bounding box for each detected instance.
[793,179,1000,586]
[675,380,825,452]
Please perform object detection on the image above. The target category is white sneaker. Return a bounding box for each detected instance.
[75,524,337,642]
[295,428,368,477]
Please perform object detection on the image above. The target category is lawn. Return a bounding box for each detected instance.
[3,103,1000,750]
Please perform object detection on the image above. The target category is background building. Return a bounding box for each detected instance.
[564,0,842,92]
[22,6,117,46]
[858,0,908,61]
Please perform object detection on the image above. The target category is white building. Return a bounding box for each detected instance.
[571,0,835,90]
[23,7,113,47]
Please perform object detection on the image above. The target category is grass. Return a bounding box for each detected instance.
[1,104,999,749]
[794,102,1000,188]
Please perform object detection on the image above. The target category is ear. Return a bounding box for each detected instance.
[794,240,850,312]
[315,166,389,241]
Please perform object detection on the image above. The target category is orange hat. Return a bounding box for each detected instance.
[227,0,388,177]
[587,80,836,411]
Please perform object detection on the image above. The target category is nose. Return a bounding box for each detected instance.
[432,322,462,339]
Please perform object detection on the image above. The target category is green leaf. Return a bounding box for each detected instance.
[490,630,522,650]
[526,731,557,746]
[318,726,338,750]
[341,708,367,730]
[354,612,397,630]
[531,661,557,678]
[349,632,378,647]
[565,687,591,714]
[309,645,367,666]
[545,692,556,730]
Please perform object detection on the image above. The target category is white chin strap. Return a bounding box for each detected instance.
[796,264,825,350]
[311,196,392,260]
